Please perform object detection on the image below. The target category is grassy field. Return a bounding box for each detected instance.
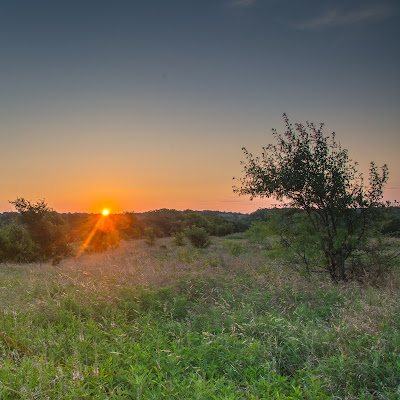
[0,237,399,399]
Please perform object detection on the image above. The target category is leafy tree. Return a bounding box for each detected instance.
[183,211,210,231]
[235,114,390,282]
[142,209,184,237]
[202,213,235,236]
[0,221,38,262]
[9,198,71,263]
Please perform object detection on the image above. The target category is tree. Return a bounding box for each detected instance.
[0,221,38,263]
[142,209,184,237]
[235,114,390,282]
[183,211,210,231]
[9,198,71,263]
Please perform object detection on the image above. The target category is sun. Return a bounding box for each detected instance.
[102,209,110,216]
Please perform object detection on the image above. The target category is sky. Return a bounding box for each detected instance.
[0,0,399,214]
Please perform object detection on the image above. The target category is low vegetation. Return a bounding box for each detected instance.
[185,226,211,249]
[1,237,399,398]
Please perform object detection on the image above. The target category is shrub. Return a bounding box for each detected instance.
[185,226,211,248]
[144,228,157,246]
[173,232,185,246]
[0,221,38,262]
[381,211,400,237]
[86,229,120,253]
[245,220,273,249]
[223,240,245,256]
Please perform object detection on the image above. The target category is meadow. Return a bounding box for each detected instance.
[0,236,399,399]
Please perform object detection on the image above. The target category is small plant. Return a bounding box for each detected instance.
[144,227,157,246]
[176,247,200,263]
[245,220,273,249]
[185,226,211,248]
[207,258,219,268]
[223,240,245,256]
[173,232,185,246]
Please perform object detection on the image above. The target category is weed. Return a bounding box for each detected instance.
[223,240,245,256]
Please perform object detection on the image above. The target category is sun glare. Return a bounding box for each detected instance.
[102,209,109,216]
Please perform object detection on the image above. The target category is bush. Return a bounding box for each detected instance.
[173,232,185,246]
[86,229,121,253]
[381,211,400,237]
[185,226,211,248]
[144,228,157,246]
[8,198,71,262]
[0,221,38,262]
[245,220,273,249]
[223,240,245,256]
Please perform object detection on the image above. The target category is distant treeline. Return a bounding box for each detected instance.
[0,207,275,240]
[1,200,399,266]
[0,200,279,264]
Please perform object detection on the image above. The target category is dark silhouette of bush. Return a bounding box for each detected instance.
[117,212,145,239]
[381,209,400,237]
[0,221,38,262]
[8,198,71,263]
[142,209,184,237]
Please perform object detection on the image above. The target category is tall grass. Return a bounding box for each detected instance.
[0,238,399,399]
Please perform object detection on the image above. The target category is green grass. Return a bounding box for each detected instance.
[0,238,399,399]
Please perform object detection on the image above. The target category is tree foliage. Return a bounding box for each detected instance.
[6,198,71,263]
[0,221,38,262]
[235,114,391,282]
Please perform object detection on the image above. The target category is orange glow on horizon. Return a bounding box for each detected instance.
[76,212,116,257]
[90,199,121,215]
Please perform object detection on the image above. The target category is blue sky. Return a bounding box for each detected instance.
[1,0,399,213]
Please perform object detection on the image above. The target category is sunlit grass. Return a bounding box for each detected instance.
[0,238,399,398]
